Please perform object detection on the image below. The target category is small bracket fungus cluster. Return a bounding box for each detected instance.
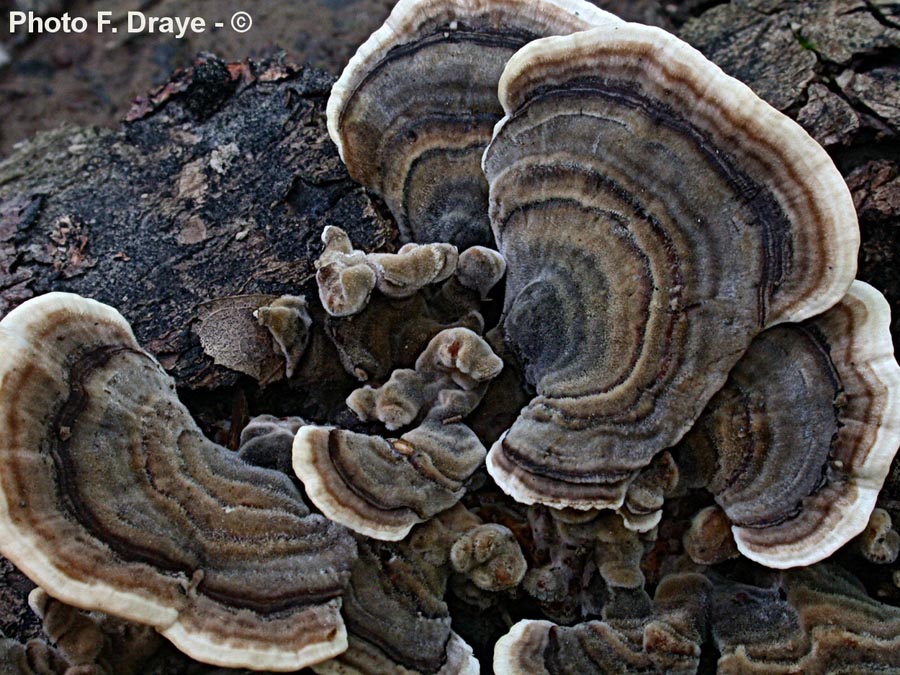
[2,0,900,672]
[316,226,458,317]
[293,326,503,541]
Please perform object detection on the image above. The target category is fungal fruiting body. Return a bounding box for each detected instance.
[2,0,899,673]
[326,0,620,247]
[293,327,503,541]
[482,23,860,513]
[0,293,355,671]
[681,281,900,568]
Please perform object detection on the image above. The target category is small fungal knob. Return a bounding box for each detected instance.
[455,246,507,299]
[683,506,739,566]
[450,523,527,591]
[254,295,312,377]
[856,508,899,565]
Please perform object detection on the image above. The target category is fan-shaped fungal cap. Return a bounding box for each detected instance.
[0,293,356,671]
[293,419,486,541]
[483,23,859,511]
[416,326,503,388]
[680,281,900,568]
[326,0,618,247]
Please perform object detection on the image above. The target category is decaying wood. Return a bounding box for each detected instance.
[0,54,395,393]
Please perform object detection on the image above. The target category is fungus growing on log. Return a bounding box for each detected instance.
[293,327,502,540]
[316,226,459,317]
[712,565,900,673]
[313,508,487,675]
[482,23,860,511]
[0,293,356,671]
[495,572,711,675]
[326,0,619,247]
[678,280,900,568]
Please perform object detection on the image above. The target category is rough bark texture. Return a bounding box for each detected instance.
[0,0,899,673]
[680,0,900,355]
[0,54,394,391]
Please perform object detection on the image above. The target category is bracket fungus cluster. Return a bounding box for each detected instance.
[316,226,459,317]
[294,326,502,541]
[2,0,900,673]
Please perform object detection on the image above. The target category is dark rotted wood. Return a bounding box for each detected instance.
[0,54,395,393]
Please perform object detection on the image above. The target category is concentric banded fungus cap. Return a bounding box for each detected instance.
[326,0,619,247]
[293,419,486,541]
[680,280,900,568]
[482,23,859,510]
[0,293,356,671]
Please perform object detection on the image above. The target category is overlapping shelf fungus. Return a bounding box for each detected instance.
[1,0,899,674]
